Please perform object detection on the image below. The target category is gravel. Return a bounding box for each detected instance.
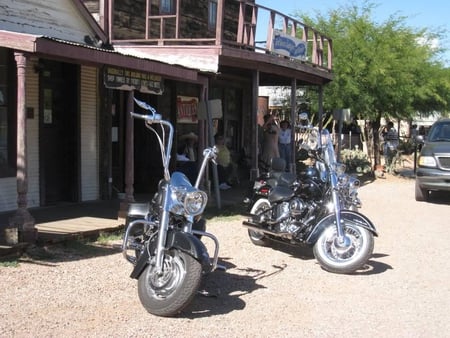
[1,174,450,338]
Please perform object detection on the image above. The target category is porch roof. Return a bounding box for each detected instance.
[0,30,198,82]
[114,44,333,87]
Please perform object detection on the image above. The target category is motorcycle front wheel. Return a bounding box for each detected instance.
[313,223,374,274]
[248,198,272,246]
[138,249,202,317]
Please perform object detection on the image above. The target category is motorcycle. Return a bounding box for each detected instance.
[122,98,223,317]
[243,114,377,274]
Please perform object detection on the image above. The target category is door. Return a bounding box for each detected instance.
[39,60,79,205]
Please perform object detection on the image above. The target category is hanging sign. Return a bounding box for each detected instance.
[103,67,163,95]
[272,31,307,60]
[177,96,199,123]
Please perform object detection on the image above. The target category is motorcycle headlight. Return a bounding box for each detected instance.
[183,191,208,216]
[349,177,360,189]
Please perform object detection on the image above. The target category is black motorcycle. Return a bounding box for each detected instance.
[122,98,223,317]
[243,115,377,274]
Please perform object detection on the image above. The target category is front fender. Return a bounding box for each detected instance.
[306,210,378,245]
[166,231,210,268]
[129,231,210,279]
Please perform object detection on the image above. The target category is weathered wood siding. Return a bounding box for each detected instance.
[0,0,98,44]
[0,57,40,213]
[0,178,16,212]
[25,57,40,208]
[80,66,99,201]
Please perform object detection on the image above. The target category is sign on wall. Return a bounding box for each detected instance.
[272,31,307,60]
[177,96,199,123]
[197,99,223,120]
[104,67,163,94]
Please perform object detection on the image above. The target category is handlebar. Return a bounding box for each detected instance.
[130,98,173,180]
[130,98,162,122]
[130,98,218,187]
[130,111,162,122]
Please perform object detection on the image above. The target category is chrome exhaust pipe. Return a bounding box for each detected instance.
[242,221,293,239]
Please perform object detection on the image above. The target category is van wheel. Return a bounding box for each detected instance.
[415,180,429,202]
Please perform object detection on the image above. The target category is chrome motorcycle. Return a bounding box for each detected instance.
[122,98,222,317]
[243,114,377,274]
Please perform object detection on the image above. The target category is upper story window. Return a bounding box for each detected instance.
[208,0,217,30]
[0,48,16,178]
[160,0,175,15]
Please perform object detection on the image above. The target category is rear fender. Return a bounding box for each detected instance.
[306,210,378,245]
[129,231,210,279]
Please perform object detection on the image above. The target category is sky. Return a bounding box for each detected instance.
[256,0,450,65]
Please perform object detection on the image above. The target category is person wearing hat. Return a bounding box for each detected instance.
[179,132,198,162]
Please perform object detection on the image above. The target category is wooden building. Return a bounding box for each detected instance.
[84,0,333,187]
[0,0,333,243]
[0,0,198,242]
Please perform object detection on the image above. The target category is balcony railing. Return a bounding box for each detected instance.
[108,0,332,71]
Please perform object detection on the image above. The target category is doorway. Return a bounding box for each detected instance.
[39,60,79,205]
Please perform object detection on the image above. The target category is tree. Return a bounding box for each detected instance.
[295,1,450,165]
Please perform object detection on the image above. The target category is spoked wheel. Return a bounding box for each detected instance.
[138,249,202,317]
[248,199,272,246]
[313,222,374,274]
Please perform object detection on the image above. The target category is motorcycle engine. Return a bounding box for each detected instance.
[289,198,307,216]
[277,198,313,237]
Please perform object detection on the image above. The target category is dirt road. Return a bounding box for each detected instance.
[1,175,450,337]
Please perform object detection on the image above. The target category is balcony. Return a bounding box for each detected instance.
[89,0,333,86]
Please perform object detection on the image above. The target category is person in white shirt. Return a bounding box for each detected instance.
[278,120,292,171]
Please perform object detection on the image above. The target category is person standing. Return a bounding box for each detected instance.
[278,120,291,171]
[261,114,280,170]
[214,134,233,190]
[382,121,399,171]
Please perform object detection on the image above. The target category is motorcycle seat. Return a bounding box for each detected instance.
[268,185,295,203]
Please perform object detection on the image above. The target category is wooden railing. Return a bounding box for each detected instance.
[108,0,332,71]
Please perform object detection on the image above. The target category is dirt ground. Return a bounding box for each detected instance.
[1,173,450,338]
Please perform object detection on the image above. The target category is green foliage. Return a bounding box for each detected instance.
[293,1,450,165]
[397,138,415,155]
[0,259,19,267]
[299,2,450,120]
[340,148,372,174]
[96,230,123,244]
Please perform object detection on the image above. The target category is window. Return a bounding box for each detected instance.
[160,0,175,15]
[208,0,217,30]
[0,48,16,178]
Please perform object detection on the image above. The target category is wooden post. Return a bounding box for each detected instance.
[289,78,297,173]
[10,52,36,243]
[118,90,135,220]
[250,70,259,180]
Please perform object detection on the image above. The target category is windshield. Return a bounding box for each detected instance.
[428,122,450,142]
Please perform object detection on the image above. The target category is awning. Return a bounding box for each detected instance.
[0,30,198,82]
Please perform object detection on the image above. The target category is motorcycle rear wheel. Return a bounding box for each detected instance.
[138,249,202,317]
[248,199,272,246]
[313,223,374,274]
